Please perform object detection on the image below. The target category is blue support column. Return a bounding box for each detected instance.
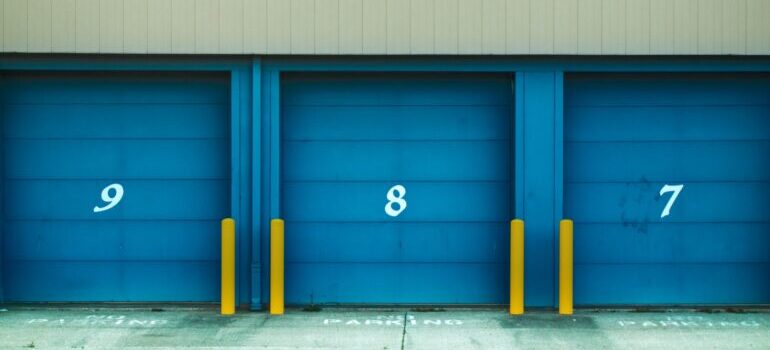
[237,66,253,307]
[251,59,263,309]
[259,68,281,307]
[229,69,242,305]
[230,66,251,305]
[515,71,564,307]
[230,66,255,307]
[0,78,4,303]
[269,71,281,221]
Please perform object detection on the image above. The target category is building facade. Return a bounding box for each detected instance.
[1,0,769,308]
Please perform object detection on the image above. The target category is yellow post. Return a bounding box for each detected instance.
[270,218,285,315]
[221,218,235,315]
[559,219,573,315]
[510,219,524,315]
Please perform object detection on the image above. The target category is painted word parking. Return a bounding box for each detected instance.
[26,315,167,327]
[324,315,462,327]
[617,315,766,329]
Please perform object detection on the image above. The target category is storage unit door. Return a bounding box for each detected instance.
[282,73,513,304]
[565,73,770,305]
[1,72,230,302]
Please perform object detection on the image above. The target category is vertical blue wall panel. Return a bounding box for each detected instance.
[565,73,770,305]
[0,73,4,302]
[249,60,263,309]
[516,72,562,307]
[235,67,254,307]
[260,69,279,305]
[1,71,231,302]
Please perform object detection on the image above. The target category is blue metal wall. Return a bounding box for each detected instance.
[1,71,230,301]
[0,57,768,307]
[280,73,514,304]
[565,73,770,305]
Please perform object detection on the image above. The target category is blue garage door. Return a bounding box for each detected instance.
[565,73,770,305]
[1,71,230,302]
[282,73,513,304]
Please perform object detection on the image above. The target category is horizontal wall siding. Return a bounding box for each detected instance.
[1,0,770,54]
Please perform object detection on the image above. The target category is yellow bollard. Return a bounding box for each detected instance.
[221,218,235,315]
[559,219,573,315]
[510,219,524,315]
[270,218,285,315]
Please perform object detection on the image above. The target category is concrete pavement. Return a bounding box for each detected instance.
[0,307,768,349]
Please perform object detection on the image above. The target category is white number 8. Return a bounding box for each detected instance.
[93,183,124,213]
[385,185,407,217]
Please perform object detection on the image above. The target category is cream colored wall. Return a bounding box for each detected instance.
[2,0,769,55]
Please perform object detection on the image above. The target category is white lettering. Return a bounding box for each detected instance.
[93,183,125,213]
[384,185,407,217]
[659,184,684,218]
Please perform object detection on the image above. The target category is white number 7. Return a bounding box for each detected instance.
[659,184,684,219]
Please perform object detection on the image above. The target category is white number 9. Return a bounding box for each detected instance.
[93,183,124,213]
